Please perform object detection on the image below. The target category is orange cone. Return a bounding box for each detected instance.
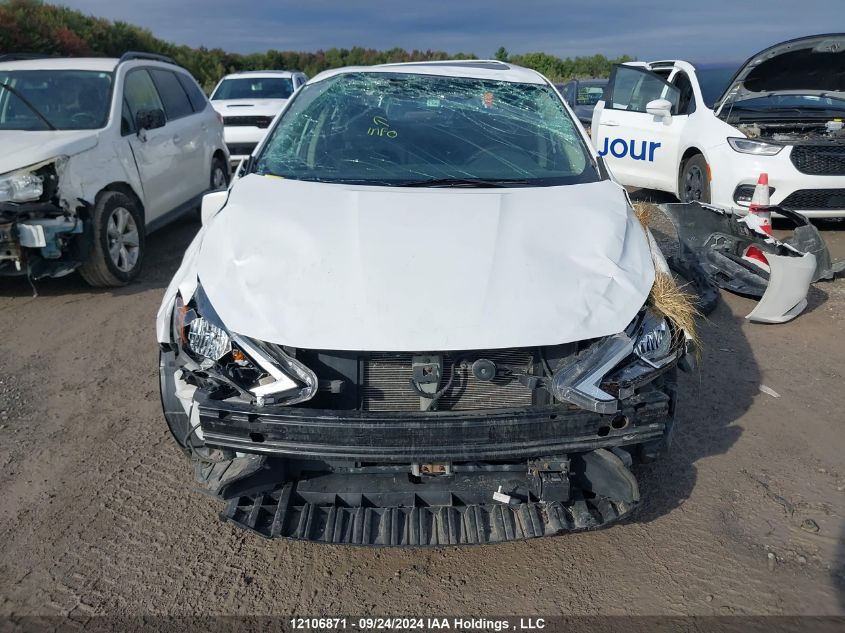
[748,173,772,235]
[743,173,772,269]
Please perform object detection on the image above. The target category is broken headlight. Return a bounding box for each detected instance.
[173,294,231,362]
[187,316,231,361]
[727,137,783,156]
[0,158,63,204]
[633,311,673,368]
[0,169,43,203]
[172,288,317,406]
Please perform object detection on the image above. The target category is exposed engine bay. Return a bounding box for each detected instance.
[735,119,845,143]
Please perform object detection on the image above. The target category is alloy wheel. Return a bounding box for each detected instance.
[106,206,140,272]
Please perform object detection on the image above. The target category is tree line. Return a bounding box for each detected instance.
[0,0,632,92]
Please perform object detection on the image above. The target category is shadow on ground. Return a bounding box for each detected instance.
[626,188,757,526]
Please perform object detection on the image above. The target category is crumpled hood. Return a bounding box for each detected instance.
[196,175,655,351]
[717,33,845,108]
[0,129,99,175]
[211,98,288,118]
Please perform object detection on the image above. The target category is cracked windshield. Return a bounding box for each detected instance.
[255,71,598,186]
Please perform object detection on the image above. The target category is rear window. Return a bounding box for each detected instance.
[149,69,193,120]
[212,77,294,100]
[176,72,208,112]
[575,84,606,106]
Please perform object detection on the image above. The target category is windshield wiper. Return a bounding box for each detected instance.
[0,82,56,130]
[395,177,530,188]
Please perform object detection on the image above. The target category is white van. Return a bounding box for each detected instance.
[591,34,845,218]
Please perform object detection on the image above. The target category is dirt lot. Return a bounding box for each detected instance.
[0,207,843,618]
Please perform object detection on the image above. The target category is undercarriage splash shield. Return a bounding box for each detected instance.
[660,202,830,324]
[218,449,639,545]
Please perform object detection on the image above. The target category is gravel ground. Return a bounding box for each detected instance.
[0,205,843,619]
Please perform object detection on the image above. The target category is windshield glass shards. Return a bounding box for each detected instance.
[254,72,599,187]
[0,70,113,131]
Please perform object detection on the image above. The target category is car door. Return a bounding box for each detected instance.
[592,65,684,191]
[148,68,207,203]
[122,68,182,222]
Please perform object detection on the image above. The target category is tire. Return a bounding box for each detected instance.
[160,348,232,462]
[211,155,229,191]
[78,190,145,287]
[679,154,710,204]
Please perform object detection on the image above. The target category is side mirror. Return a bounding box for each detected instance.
[646,99,673,121]
[201,190,228,225]
[135,108,166,133]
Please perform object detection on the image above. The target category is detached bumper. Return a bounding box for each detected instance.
[197,389,671,462]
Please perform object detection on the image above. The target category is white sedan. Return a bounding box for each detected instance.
[591,34,845,218]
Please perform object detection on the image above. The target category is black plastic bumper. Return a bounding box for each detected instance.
[197,389,671,462]
[219,449,640,545]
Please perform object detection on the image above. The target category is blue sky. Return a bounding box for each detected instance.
[61,0,838,62]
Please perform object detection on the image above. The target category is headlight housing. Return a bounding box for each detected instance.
[727,137,783,156]
[0,169,44,203]
[550,310,682,412]
[172,288,317,406]
[633,311,673,368]
[187,316,231,361]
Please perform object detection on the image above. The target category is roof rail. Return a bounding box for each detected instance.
[0,53,58,62]
[119,51,178,66]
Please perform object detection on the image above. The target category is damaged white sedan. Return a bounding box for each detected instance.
[157,60,694,545]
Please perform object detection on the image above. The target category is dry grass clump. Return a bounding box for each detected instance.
[632,201,658,229]
[630,201,702,355]
[648,271,701,356]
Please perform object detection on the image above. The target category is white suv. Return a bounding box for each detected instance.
[0,52,229,287]
[210,70,307,166]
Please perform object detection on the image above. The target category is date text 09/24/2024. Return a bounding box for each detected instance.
[289,618,547,630]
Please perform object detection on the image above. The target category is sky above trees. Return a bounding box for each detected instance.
[59,0,839,62]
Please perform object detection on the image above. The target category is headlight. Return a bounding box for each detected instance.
[633,311,673,367]
[187,316,231,361]
[0,170,44,203]
[172,294,231,362]
[727,137,783,156]
[172,288,317,406]
[550,333,634,414]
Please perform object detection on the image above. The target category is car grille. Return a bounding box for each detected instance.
[780,189,845,210]
[223,115,273,128]
[790,145,845,175]
[362,349,534,412]
[226,142,257,156]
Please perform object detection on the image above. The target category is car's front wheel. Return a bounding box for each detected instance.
[679,154,710,204]
[78,190,145,287]
[211,155,229,191]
